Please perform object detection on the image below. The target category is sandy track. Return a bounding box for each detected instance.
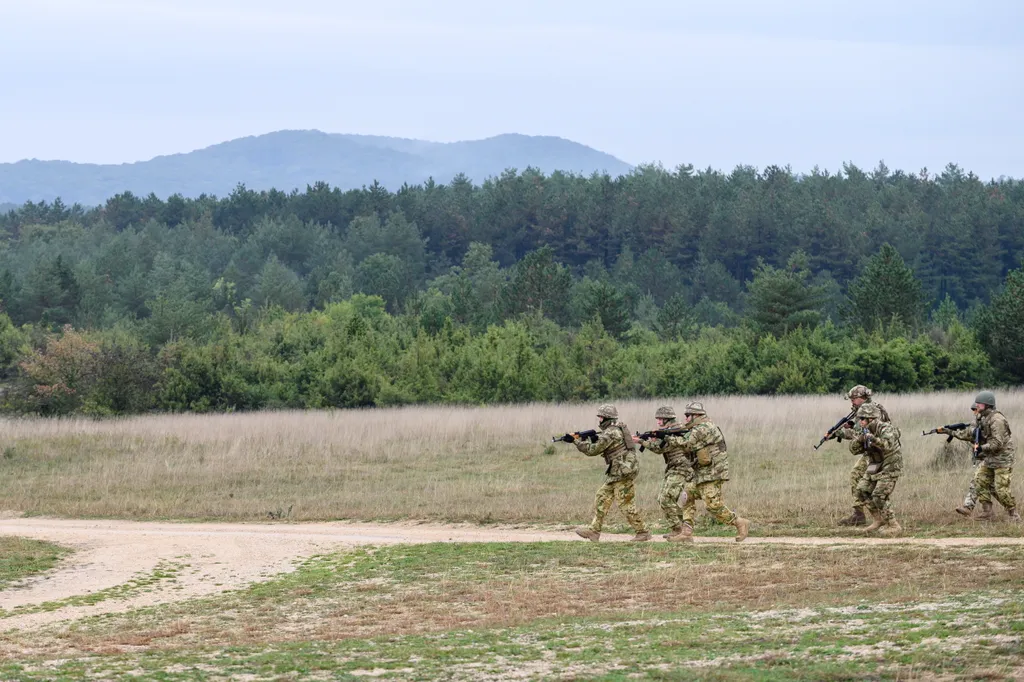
[1,517,1022,631]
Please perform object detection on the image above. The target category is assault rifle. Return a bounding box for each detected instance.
[922,422,985,464]
[552,429,599,444]
[813,410,857,450]
[634,429,681,452]
[921,422,970,443]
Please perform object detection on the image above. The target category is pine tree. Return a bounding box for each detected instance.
[846,243,924,332]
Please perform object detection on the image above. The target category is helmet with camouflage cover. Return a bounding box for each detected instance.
[974,390,996,408]
[596,403,618,419]
[683,401,706,416]
[856,403,881,420]
[846,385,872,400]
[655,406,676,419]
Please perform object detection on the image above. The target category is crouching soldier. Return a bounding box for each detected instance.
[850,403,903,534]
[634,406,694,542]
[573,404,651,542]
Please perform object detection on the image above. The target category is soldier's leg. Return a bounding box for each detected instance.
[869,472,901,526]
[613,476,649,535]
[840,457,869,525]
[697,481,737,525]
[681,481,698,530]
[992,468,1018,513]
[850,456,868,507]
[588,482,616,532]
[957,466,980,516]
[975,466,996,519]
[658,473,688,531]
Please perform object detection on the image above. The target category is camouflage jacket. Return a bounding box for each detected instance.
[575,419,639,481]
[665,415,728,484]
[950,409,1015,469]
[849,420,903,476]
[638,420,693,478]
[836,399,890,443]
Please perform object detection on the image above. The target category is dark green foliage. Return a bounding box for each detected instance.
[847,243,925,332]
[975,267,1024,382]
[0,160,1015,415]
[745,251,825,337]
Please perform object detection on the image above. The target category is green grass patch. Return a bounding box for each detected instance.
[0,536,71,589]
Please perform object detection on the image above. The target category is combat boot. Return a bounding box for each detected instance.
[976,502,995,520]
[955,505,974,517]
[879,519,902,536]
[733,517,750,542]
[838,507,867,526]
[1007,508,1022,523]
[631,531,652,542]
[575,527,600,542]
[667,524,693,543]
[863,508,885,533]
[662,526,683,540]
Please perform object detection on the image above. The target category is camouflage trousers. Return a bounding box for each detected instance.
[657,471,691,529]
[966,466,1017,511]
[855,468,901,522]
[589,475,648,533]
[682,480,737,528]
[849,456,868,510]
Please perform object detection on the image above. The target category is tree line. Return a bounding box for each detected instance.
[0,160,1023,415]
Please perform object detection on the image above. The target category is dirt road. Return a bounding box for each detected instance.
[2,516,1022,632]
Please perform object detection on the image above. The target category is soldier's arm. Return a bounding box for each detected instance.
[576,431,613,457]
[946,426,975,443]
[980,416,1011,454]
[640,437,668,453]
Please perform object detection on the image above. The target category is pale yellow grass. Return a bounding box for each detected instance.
[0,390,1020,532]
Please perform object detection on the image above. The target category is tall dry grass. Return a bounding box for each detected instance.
[0,390,1021,533]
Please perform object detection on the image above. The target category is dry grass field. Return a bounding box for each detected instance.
[1,389,1021,535]
[2,391,1024,679]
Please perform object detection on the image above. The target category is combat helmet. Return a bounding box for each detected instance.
[856,403,881,420]
[974,391,996,408]
[655,406,676,419]
[684,401,706,416]
[847,385,872,400]
[596,403,619,419]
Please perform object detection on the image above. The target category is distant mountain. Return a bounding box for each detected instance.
[0,130,634,206]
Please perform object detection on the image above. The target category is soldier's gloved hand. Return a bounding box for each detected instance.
[935,427,945,433]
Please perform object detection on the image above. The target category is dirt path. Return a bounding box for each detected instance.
[2,517,1023,632]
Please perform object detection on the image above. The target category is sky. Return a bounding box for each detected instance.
[2,0,1022,179]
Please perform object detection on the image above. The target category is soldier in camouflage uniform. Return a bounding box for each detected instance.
[573,404,651,542]
[849,402,903,534]
[832,385,891,527]
[634,406,694,542]
[942,391,1021,523]
[671,402,750,542]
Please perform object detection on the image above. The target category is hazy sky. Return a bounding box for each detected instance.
[2,0,1022,179]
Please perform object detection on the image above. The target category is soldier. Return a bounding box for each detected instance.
[634,406,694,542]
[942,391,1020,522]
[673,402,750,542]
[849,402,903,534]
[572,403,651,542]
[832,385,891,527]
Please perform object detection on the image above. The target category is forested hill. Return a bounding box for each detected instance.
[0,131,633,206]
[2,161,1024,416]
